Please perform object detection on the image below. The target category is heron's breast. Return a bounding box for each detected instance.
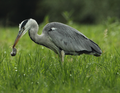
[42,36,60,54]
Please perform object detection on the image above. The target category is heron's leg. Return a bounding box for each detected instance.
[61,50,65,62]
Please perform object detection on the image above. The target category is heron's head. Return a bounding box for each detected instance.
[13,18,36,48]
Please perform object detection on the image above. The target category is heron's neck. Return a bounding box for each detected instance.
[28,28,44,45]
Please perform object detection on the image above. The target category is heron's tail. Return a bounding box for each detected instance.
[89,40,102,57]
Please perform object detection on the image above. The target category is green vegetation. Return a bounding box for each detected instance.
[1,0,120,25]
[0,22,120,93]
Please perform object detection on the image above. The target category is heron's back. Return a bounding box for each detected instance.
[43,22,102,56]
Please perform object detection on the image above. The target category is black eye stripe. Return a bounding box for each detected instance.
[21,19,29,28]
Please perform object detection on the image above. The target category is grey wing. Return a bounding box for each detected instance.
[48,27,102,55]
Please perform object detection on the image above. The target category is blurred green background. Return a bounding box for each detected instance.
[0,0,120,26]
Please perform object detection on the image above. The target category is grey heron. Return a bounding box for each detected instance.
[11,18,102,62]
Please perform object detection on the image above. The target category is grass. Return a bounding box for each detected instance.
[0,22,120,93]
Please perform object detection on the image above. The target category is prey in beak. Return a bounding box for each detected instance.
[11,28,24,56]
[11,19,29,56]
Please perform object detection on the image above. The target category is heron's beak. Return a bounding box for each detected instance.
[12,30,23,48]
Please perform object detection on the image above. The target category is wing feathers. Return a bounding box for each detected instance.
[46,22,102,56]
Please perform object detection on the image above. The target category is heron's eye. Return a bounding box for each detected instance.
[23,27,25,30]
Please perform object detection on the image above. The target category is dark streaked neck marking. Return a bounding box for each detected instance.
[21,19,29,28]
[28,30,51,49]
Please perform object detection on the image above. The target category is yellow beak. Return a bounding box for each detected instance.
[12,31,22,48]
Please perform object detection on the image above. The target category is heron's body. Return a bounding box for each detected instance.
[12,19,102,62]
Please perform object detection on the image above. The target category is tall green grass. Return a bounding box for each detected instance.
[0,22,120,93]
